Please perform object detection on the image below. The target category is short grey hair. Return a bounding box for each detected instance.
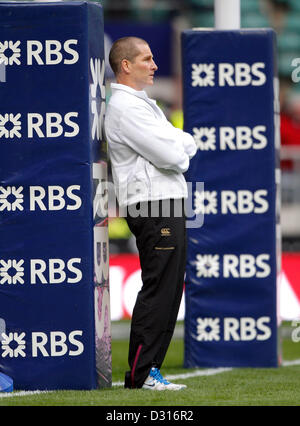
[109,36,148,76]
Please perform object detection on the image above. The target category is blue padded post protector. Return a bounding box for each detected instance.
[0,372,13,393]
[182,29,280,367]
[0,1,111,389]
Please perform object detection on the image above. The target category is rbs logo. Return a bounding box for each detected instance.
[219,126,267,150]
[194,189,269,215]
[30,185,82,211]
[196,316,272,342]
[193,125,267,151]
[0,257,82,286]
[0,185,82,212]
[224,317,272,341]
[0,328,84,358]
[0,112,79,140]
[27,112,79,138]
[195,253,271,279]
[27,40,79,65]
[0,39,79,66]
[221,190,268,214]
[191,62,266,87]
[30,258,82,284]
[219,63,266,86]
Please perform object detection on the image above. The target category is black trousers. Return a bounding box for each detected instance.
[124,199,186,388]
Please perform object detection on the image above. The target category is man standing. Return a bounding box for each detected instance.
[105,37,196,390]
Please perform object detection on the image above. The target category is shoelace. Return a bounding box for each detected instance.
[150,368,170,385]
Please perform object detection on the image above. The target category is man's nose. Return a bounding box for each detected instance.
[152,60,158,71]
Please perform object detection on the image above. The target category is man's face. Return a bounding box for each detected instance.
[129,43,158,90]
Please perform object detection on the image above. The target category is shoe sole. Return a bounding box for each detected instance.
[142,384,187,391]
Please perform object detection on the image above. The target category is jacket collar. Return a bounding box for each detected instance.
[110,82,156,105]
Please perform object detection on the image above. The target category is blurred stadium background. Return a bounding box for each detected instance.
[99,0,300,323]
[10,0,300,322]
[0,1,299,403]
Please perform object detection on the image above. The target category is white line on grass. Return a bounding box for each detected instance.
[111,367,233,387]
[166,367,233,381]
[0,390,51,399]
[1,359,300,397]
[282,358,300,367]
[111,359,300,387]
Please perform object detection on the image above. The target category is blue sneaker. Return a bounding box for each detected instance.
[142,367,186,391]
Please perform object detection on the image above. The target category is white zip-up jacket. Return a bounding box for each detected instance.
[105,83,197,207]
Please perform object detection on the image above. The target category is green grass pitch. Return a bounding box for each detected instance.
[0,322,299,406]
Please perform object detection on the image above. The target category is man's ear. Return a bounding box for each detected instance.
[121,58,131,75]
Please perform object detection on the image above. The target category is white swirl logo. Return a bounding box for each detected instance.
[195,254,220,278]
[90,58,106,142]
[0,186,24,211]
[0,113,22,139]
[1,332,26,358]
[193,127,216,150]
[0,40,21,66]
[191,63,215,87]
[0,259,25,285]
[194,190,218,215]
[196,318,220,341]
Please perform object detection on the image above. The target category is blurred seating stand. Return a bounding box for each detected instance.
[98,0,300,252]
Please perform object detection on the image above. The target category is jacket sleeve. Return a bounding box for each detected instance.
[166,121,197,159]
[119,105,190,173]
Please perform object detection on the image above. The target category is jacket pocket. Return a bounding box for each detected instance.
[127,156,149,199]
